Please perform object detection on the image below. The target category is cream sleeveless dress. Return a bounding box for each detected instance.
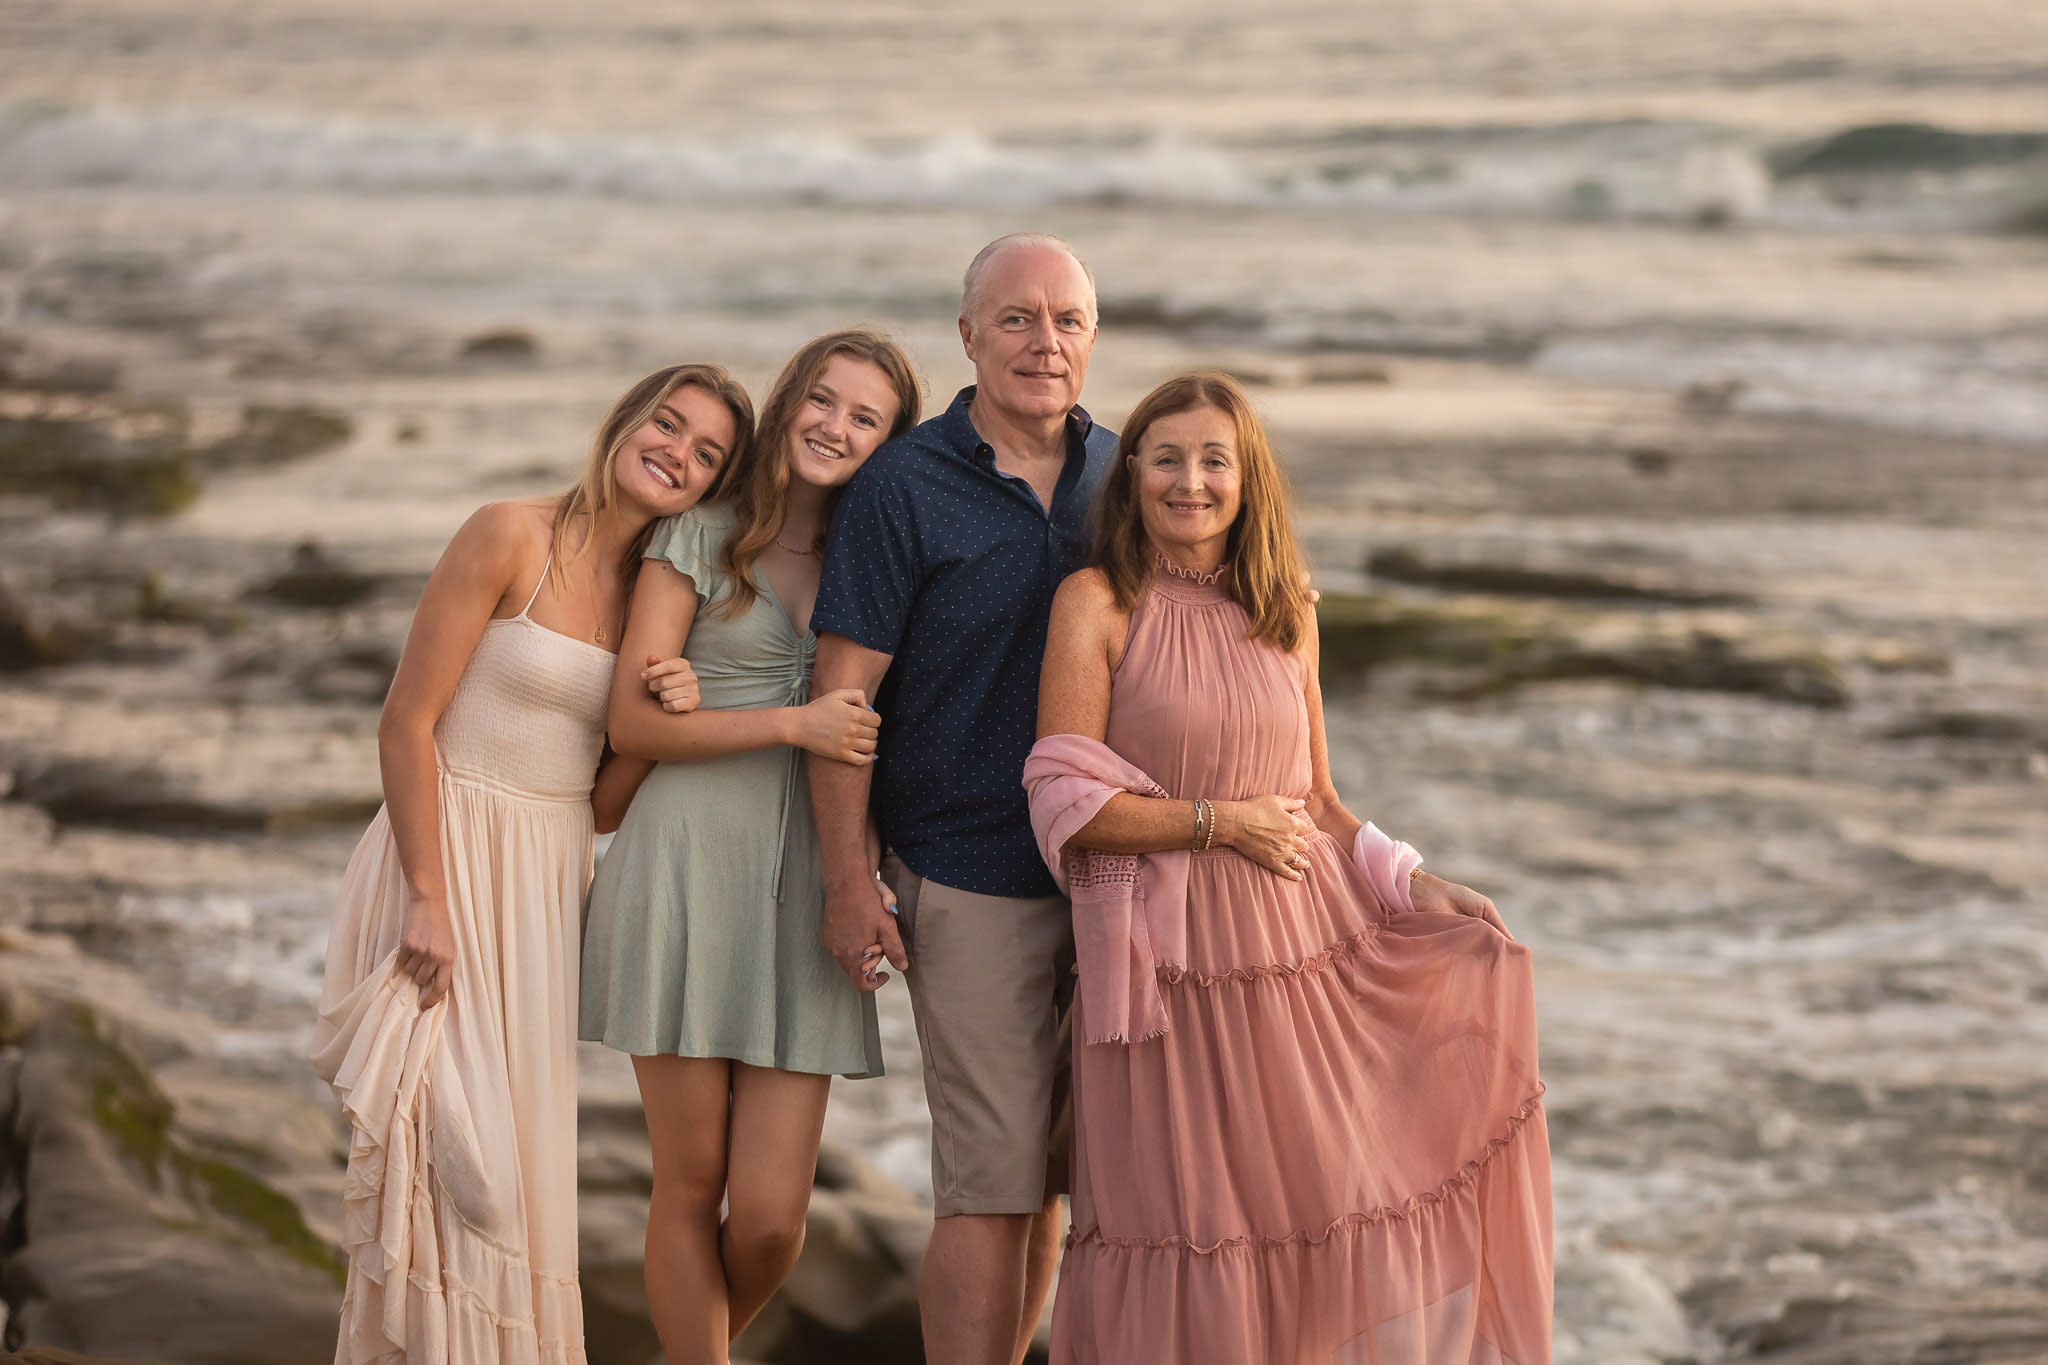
[313,557,613,1365]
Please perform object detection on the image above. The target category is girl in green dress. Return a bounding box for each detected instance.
[580,330,920,1364]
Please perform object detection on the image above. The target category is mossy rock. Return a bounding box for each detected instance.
[1315,591,1552,680]
[1316,592,1851,708]
[0,414,199,516]
[69,1003,345,1284]
[0,399,351,518]
[1366,547,1754,607]
[199,404,352,470]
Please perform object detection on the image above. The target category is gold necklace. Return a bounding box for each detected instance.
[773,537,820,558]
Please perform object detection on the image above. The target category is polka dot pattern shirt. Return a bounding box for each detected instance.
[814,385,1116,897]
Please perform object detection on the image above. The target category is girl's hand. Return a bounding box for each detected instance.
[1216,794,1313,880]
[640,654,701,713]
[1411,873,1510,936]
[791,689,880,764]
[396,891,456,1010]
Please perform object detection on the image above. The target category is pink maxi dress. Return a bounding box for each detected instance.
[1050,570,1552,1364]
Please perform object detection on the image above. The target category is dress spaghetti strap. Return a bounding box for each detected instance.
[515,555,553,621]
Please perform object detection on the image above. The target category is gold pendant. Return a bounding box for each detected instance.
[595,626,607,644]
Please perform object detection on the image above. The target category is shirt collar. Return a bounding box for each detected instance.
[942,385,1095,463]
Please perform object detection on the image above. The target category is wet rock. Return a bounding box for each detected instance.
[10,758,379,834]
[1094,296,1263,336]
[0,589,85,673]
[1678,378,1746,418]
[1625,447,1673,476]
[1366,546,1753,607]
[0,396,350,519]
[0,406,199,517]
[1314,592,1850,708]
[0,945,343,1363]
[199,405,352,470]
[1480,630,1850,708]
[459,328,541,364]
[246,541,382,610]
[1884,709,2042,743]
[1220,358,1393,388]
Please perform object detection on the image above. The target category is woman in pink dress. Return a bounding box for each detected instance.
[1027,373,1551,1364]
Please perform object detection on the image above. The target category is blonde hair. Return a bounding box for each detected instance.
[1092,373,1310,652]
[549,363,755,591]
[711,330,922,619]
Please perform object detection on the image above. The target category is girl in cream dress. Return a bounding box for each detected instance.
[312,364,753,1364]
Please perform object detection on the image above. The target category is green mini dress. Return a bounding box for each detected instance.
[579,504,883,1078]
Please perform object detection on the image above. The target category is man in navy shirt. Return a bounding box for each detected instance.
[809,233,1113,1364]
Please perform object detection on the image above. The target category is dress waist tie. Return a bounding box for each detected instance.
[770,669,810,902]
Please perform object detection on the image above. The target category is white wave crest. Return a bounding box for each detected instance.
[0,104,1258,208]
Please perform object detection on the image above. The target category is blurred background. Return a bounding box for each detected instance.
[1,1,2045,1361]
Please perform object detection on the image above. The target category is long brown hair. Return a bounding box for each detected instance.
[1093,372,1310,652]
[549,362,756,591]
[710,330,922,618]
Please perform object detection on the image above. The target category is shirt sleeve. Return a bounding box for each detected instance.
[812,457,919,657]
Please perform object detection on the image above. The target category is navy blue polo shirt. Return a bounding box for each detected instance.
[813,386,1116,897]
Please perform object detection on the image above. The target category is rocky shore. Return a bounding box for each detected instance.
[0,192,2044,1362]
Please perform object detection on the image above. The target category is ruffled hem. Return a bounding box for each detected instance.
[1055,1098,1553,1364]
[1067,1091,1544,1256]
[329,967,586,1365]
[1156,924,1385,991]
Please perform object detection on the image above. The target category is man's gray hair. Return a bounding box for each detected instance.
[960,232,1098,325]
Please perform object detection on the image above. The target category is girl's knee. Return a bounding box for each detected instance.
[725,1204,808,1267]
[651,1159,729,1220]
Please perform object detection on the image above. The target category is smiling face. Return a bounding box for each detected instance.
[784,352,903,491]
[612,382,739,516]
[958,243,1097,423]
[1133,403,1243,561]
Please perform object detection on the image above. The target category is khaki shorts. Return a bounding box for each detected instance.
[883,855,1074,1218]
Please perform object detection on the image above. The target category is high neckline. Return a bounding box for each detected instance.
[1150,554,1232,604]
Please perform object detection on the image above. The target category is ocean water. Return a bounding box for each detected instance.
[6,2,2047,1360]
[5,0,2047,443]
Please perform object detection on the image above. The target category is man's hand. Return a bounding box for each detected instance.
[823,873,907,991]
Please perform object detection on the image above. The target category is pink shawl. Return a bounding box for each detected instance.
[1023,733,1424,1046]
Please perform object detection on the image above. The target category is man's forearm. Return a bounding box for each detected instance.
[810,752,878,889]
[807,633,894,891]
